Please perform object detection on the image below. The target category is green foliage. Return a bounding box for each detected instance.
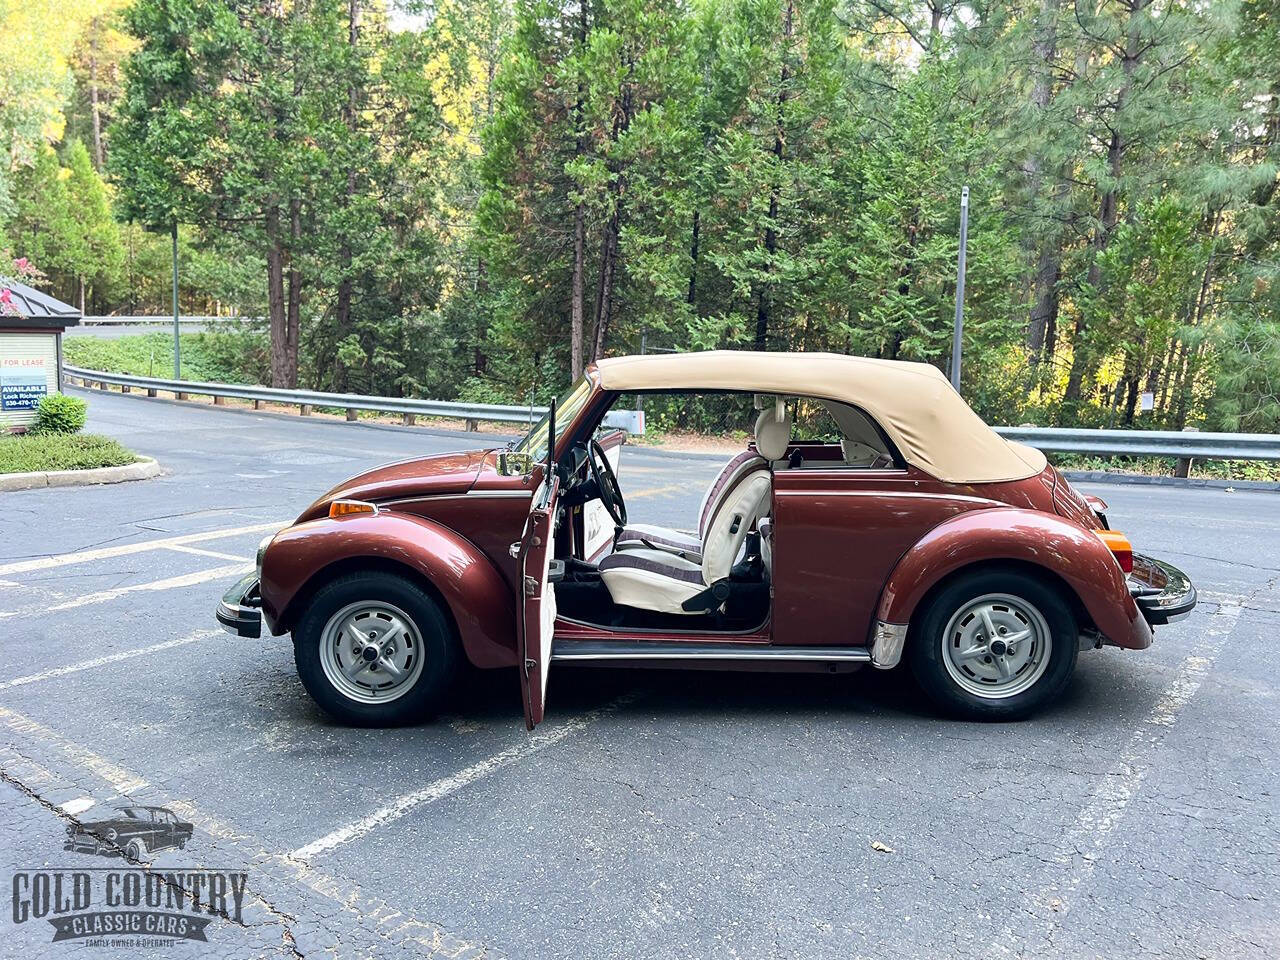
[33,393,88,434]
[0,432,138,474]
[8,0,1280,434]
[63,330,270,384]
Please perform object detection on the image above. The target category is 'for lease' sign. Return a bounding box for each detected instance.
[1,357,48,410]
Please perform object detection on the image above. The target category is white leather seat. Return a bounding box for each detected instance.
[613,406,792,562]
[599,407,788,615]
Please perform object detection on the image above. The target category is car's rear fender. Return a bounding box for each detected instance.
[261,512,517,669]
[877,507,1151,650]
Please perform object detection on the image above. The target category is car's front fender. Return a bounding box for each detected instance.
[260,511,517,668]
[877,507,1151,649]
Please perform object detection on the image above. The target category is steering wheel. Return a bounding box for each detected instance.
[588,439,627,528]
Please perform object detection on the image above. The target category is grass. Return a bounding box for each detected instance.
[0,433,141,474]
[64,329,269,384]
[1050,453,1280,483]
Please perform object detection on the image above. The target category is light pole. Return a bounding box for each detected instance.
[171,220,180,379]
[950,185,969,392]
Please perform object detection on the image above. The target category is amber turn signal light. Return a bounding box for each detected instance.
[1095,529,1133,573]
[330,499,377,519]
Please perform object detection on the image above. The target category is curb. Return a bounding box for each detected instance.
[0,457,162,493]
[1062,470,1280,492]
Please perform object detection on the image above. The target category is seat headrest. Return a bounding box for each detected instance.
[754,406,792,461]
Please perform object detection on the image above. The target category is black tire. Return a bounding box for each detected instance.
[907,568,1077,721]
[125,838,147,861]
[293,571,460,727]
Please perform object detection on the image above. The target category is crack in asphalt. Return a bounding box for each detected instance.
[0,765,305,956]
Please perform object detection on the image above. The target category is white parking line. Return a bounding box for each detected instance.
[164,544,249,562]
[0,629,221,690]
[0,706,149,794]
[0,520,284,577]
[988,602,1244,955]
[0,563,251,620]
[291,694,636,861]
[59,796,96,815]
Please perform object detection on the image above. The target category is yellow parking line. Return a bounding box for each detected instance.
[626,484,692,499]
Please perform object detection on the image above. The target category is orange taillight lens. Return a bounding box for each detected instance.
[329,499,377,519]
[1095,529,1133,573]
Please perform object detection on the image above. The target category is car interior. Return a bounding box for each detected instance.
[548,392,900,633]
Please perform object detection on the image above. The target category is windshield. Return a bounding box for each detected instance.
[513,376,592,462]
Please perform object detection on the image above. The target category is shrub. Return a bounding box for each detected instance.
[0,433,139,473]
[34,393,88,434]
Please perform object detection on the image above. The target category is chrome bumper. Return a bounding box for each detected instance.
[216,574,263,638]
[870,620,909,669]
[1129,554,1196,626]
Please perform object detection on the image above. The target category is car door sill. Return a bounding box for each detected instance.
[551,639,872,662]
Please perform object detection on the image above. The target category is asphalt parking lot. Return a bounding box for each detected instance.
[2,387,1278,959]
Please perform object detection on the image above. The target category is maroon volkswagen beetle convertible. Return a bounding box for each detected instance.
[217,352,1195,726]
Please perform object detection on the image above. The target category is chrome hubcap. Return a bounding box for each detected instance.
[319,601,425,704]
[940,593,1051,699]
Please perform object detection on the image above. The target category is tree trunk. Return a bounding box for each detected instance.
[334,0,361,391]
[1026,252,1060,363]
[1063,0,1148,403]
[1024,0,1060,365]
[284,198,302,388]
[687,208,700,307]
[89,28,103,169]
[266,207,290,388]
[588,36,635,364]
[571,203,585,378]
[754,0,794,352]
[590,211,619,361]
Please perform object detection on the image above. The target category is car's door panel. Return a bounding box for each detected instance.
[517,474,560,729]
[770,469,1000,647]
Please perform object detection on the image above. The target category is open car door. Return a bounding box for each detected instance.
[516,472,560,730]
[581,428,626,560]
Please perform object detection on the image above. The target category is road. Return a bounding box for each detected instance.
[2,387,1277,959]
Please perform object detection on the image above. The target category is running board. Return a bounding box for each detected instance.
[551,639,872,663]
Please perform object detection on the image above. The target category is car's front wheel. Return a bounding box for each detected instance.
[293,571,460,727]
[907,569,1078,721]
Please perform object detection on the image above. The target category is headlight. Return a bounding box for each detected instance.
[256,535,273,578]
[105,828,117,841]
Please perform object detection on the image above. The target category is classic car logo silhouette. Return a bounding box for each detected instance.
[64,805,194,860]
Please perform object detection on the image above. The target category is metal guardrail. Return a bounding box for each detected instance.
[79,316,255,325]
[63,364,1280,459]
[62,365,644,433]
[993,426,1280,461]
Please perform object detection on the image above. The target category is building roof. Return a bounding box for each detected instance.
[593,351,1047,484]
[0,281,80,329]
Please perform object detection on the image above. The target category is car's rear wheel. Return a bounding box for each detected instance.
[907,569,1077,721]
[293,571,459,727]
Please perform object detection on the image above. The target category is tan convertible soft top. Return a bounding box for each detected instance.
[594,351,1047,485]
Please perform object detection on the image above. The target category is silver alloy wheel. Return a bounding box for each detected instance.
[318,600,427,705]
[940,593,1052,699]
